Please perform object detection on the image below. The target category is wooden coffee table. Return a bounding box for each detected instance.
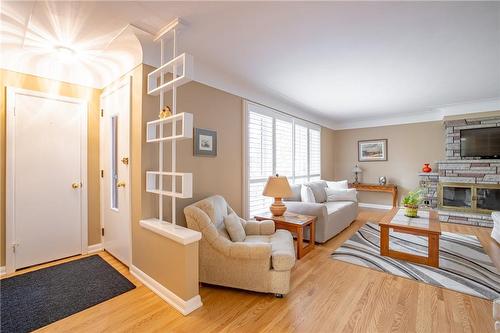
[254,211,316,259]
[379,208,441,267]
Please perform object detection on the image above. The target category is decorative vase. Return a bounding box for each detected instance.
[422,164,432,173]
[378,176,387,185]
[404,205,419,218]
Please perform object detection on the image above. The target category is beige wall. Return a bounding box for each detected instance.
[333,121,445,205]
[0,69,101,266]
[160,80,244,225]
[321,127,336,181]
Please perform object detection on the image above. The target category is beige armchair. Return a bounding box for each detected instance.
[184,195,296,297]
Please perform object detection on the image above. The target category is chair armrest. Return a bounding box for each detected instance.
[271,230,296,271]
[244,220,275,235]
[227,241,272,260]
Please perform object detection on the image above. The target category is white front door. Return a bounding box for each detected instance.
[6,88,87,271]
[100,78,131,266]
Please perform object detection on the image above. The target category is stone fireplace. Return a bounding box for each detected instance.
[419,114,500,228]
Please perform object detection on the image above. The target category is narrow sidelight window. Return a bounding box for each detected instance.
[111,116,119,209]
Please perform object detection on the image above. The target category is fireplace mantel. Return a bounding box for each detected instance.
[436,159,500,164]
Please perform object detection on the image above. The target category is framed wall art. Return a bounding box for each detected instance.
[194,128,217,157]
[358,139,388,162]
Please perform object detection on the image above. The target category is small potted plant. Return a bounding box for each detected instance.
[401,188,423,218]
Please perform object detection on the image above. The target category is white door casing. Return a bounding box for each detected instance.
[100,76,132,266]
[6,88,88,273]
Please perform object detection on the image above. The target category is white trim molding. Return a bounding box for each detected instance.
[87,243,103,254]
[358,202,393,210]
[130,265,202,316]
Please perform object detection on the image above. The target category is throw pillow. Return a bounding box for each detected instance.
[326,180,348,190]
[223,212,246,242]
[325,188,358,202]
[300,185,316,203]
[307,180,328,203]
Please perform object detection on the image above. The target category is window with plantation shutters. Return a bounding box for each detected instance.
[247,111,274,216]
[245,102,322,218]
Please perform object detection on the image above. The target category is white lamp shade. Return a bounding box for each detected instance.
[262,175,293,198]
[352,165,362,173]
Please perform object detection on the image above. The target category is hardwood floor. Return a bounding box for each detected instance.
[3,208,498,332]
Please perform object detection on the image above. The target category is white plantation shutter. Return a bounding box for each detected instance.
[275,118,293,178]
[294,124,308,184]
[309,128,321,178]
[245,102,322,217]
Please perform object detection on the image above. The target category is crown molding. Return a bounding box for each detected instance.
[334,97,500,130]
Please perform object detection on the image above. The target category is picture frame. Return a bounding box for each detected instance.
[358,139,388,162]
[194,128,217,157]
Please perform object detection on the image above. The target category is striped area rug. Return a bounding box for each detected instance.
[331,223,500,300]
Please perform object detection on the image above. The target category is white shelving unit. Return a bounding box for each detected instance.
[147,53,194,96]
[146,171,192,198]
[146,112,193,143]
[141,18,194,226]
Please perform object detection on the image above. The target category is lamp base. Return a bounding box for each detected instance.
[270,198,287,216]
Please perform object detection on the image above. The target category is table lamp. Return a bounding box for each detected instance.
[352,164,362,184]
[262,174,293,216]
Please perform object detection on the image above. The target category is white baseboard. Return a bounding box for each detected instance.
[130,265,202,316]
[87,243,103,254]
[0,266,6,276]
[358,202,393,210]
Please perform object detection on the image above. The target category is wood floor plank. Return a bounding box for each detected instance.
[2,208,496,332]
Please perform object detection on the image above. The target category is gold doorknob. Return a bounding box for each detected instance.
[117,181,126,188]
[72,182,82,189]
[121,157,129,165]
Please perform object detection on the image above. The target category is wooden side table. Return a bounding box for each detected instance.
[254,212,316,259]
[349,183,398,207]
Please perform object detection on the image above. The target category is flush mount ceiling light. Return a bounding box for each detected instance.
[54,45,75,56]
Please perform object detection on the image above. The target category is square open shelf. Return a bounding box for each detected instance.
[146,112,193,143]
[147,53,194,96]
[146,171,193,198]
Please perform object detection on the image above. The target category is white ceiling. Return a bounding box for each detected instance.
[1,1,499,129]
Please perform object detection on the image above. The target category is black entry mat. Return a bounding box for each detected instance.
[1,255,135,333]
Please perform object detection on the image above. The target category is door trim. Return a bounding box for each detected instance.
[99,76,133,267]
[6,87,88,274]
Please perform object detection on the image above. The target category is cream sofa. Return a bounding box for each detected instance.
[284,180,358,243]
[184,195,296,296]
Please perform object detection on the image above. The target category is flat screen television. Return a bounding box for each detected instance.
[460,127,500,159]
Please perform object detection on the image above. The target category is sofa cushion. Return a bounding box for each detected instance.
[244,235,271,243]
[244,219,275,235]
[326,180,348,190]
[306,180,328,203]
[224,213,246,242]
[325,188,358,202]
[325,201,357,215]
[301,185,316,203]
[196,195,229,226]
[284,184,302,202]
